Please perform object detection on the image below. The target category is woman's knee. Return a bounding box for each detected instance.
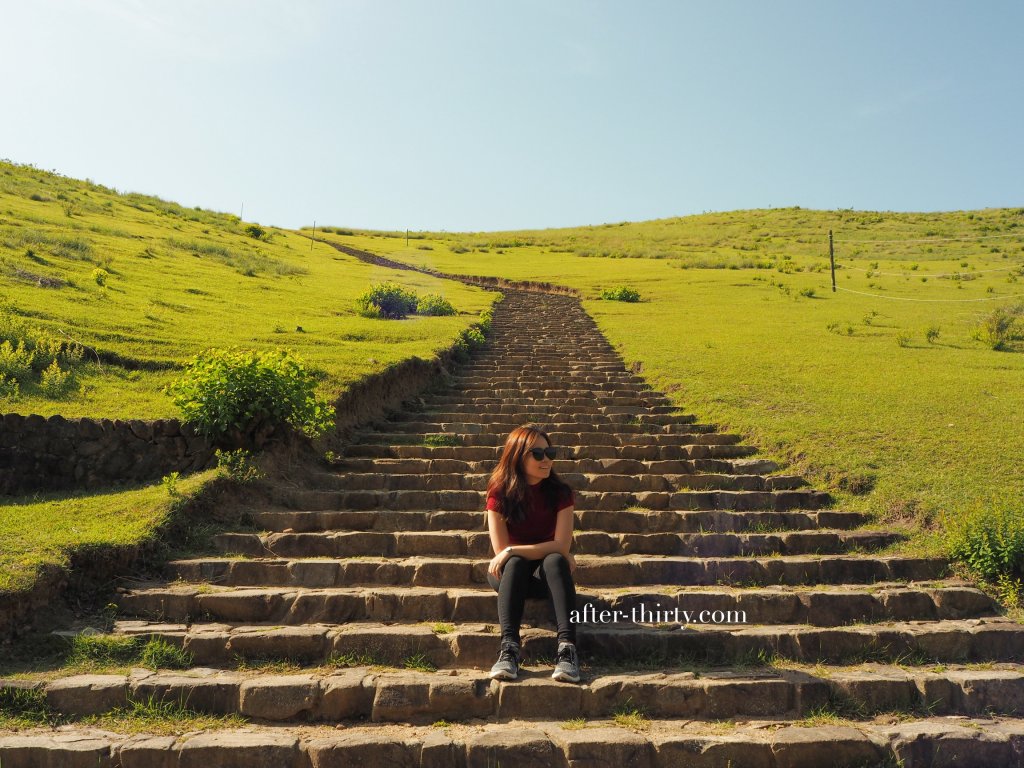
[541,552,571,575]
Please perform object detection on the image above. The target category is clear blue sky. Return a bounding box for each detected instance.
[2,1,1021,232]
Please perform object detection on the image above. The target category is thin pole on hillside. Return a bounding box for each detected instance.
[829,230,836,292]
[406,229,409,247]
[311,220,316,252]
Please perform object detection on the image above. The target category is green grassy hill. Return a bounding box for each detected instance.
[314,208,1024,527]
[0,161,492,419]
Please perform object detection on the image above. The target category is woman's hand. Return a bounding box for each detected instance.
[566,551,576,574]
[488,549,510,579]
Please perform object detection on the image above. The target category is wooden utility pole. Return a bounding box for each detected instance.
[311,220,316,252]
[829,230,836,292]
[406,229,409,247]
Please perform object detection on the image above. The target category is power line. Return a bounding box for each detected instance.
[842,263,1023,277]
[836,286,1024,303]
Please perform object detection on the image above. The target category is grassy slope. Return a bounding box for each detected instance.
[0,161,493,594]
[0,471,215,593]
[0,161,493,418]
[314,207,1024,522]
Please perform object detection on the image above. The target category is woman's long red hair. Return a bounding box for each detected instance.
[487,425,569,524]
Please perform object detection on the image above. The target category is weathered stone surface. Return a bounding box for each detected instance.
[770,725,884,768]
[0,731,115,768]
[307,732,419,768]
[466,728,557,768]
[176,731,301,768]
[555,726,653,768]
[238,675,319,720]
[44,674,128,715]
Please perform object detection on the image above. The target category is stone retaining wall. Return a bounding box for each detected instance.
[0,414,215,496]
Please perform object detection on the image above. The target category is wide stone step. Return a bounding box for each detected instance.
[332,456,782,477]
[272,487,832,512]
[423,396,677,411]
[118,582,996,626]
[372,420,714,436]
[348,430,730,448]
[443,390,663,404]
[212,529,899,559]
[250,508,870,534]
[342,443,760,461]
[112,617,1024,666]
[411,408,693,424]
[13,663,1024,725]
[167,554,947,589]
[3,718,1024,768]
[320,471,806,493]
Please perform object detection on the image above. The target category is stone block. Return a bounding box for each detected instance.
[239,675,319,720]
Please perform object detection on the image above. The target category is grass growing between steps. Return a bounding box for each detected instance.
[0,470,216,593]
[0,686,246,734]
[0,161,493,418]
[317,213,1024,574]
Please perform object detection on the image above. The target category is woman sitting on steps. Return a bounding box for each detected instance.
[485,424,581,683]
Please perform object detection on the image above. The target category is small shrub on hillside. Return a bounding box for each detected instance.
[972,305,1021,350]
[244,224,266,240]
[416,294,456,316]
[0,340,35,383]
[925,325,941,343]
[216,448,264,483]
[944,496,1024,583]
[895,331,913,348]
[92,267,109,286]
[356,282,419,319]
[599,286,641,302]
[799,287,816,298]
[0,374,18,400]
[39,359,77,398]
[166,348,335,446]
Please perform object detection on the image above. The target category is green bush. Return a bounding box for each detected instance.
[972,305,1021,350]
[599,286,641,302]
[944,496,1024,582]
[165,348,335,445]
[0,374,19,400]
[356,282,419,319]
[92,267,109,286]
[0,340,35,383]
[39,359,76,398]
[416,294,456,316]
[216,448,264,483]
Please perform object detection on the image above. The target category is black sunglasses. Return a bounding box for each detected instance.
[527,447,558,461]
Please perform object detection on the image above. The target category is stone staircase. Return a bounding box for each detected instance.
[3,288,1023,767]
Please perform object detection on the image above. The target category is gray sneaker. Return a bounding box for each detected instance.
[551,641,580,683]
[489,641,520,680]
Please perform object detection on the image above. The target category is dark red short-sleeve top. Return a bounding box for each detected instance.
[486,482,575,545]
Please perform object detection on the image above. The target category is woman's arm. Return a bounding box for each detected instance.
[487,506,575,577]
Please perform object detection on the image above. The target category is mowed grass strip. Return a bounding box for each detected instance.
[0,470,215,594]
[0,161,494,418]
[314,209,1024,525]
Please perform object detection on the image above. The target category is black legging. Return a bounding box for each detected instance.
[486,552,577,646]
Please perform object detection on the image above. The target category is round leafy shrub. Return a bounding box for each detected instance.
[944,495,1024,582]
[599,286,641,302]
[356,282,420,319]
[416,294,456,316]
[166,348,335,447]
